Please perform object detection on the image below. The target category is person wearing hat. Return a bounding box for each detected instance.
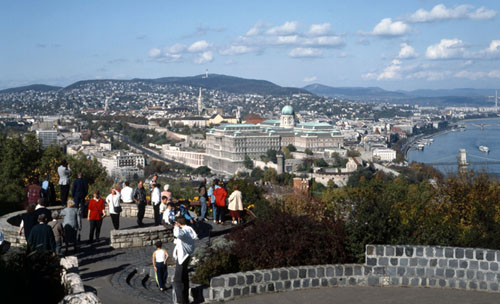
[27,214,56,254]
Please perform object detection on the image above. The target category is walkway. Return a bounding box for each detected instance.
[229,286,500,304]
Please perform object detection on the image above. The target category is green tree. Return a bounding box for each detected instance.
[263,168,278,183]
[305,148,313,155]
[192,166,211,176]
[314,158,328,167]
[287,144,297,152]
[266,149,278,164]
[243,155,254,169]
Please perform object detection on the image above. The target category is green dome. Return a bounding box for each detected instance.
[281,105,294,115]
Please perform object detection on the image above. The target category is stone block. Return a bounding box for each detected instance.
[338,277,346,286]
[64,273,85,294]
[477,271,485,281]
[307,267,316,278]
[391,277,400,286]
[400,258,409,266]
[246,274,254,285]
[449,259,458,268]
[448,279,456,288]
[293,280,301,289]
[429,278,437,287]
[470,260,478,270]
[438,279,446,287]
[285,280,292,289]
[363,266,373,276]
[335,266,343,277]
[406,268,415,276]
[299,268,307,279]
[397,267,405,276]
[63,292,101,304]
[436,268,444,277]
[275,281,284,291]
[264,272,271,282]
[311,279,320,287]
[329,278,338,286]
[386,267,397,276]
[459,260,468,269]
[280,270,289,280]
[390,258,398,266]
[271,270,279,281]
[416,268,425,277]
[237,275,245,285]
[402,277,409,286]
[366,245,375,256]
[376,245,384,256]
[469,281,478,290]
[405,247,413,257]
[259,285,267,293]
[480,281,488,290]
[416,247,424,257]
[425,268,435,277]
[438,259,447,268]
[367,276,379,286]
[289,268,298,280]
[373,267,385,275]
[480,261,489,271]
[223,289,232,299]
[211,277,225,288]
[491,262,499,271]
[490,282,499,291]
[435,248,443,258]
[302,279,310,288]
[459,280,467,289]
[486,272,495,281]
[456,269,465,278]
[345,266,353,276]
[466,270,475,279]
[445,248,454,258]
[317,266,326,277]
[367,258,377,266]
[425,247,434,258]
[455,248,464,259]
[465,249,474,259]
[395,246,404,257]
[348,277,356,286]
[410,278,419,287]
[233,287,241,296]
[228,276,237,287]
[410,258,418,267]
[445,269,455,278]
[386,246,395,256]
[326,266,334,277]
[476,250,484,260]
[418,258,428,267]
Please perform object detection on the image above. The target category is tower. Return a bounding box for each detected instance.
[280,105,295,128]
[197,88,203,115]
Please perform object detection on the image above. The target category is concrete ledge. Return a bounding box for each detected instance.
[60,256,102,303]
[110,225,174,249]
[207,244,500,302]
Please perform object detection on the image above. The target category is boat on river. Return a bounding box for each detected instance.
[479,145,489,153]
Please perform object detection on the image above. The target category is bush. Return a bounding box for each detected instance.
[0,247,65,303]
[193,210,348,284]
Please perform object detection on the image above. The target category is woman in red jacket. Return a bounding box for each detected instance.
[213,181,228,225]
[87,191,105,244]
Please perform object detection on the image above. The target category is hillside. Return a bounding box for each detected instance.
[304,83,405,99]
[0,84,62,93]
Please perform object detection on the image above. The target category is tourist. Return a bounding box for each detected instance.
[207,179,219,224]
[26,176,42,205]
[18,203,37,240]
[214,181,228,225]
[27,214,56,254]
[198,178,208,221]
[162,202,176,226]
[106,188,121,230]
[48,210,64,256]
[33,198,52,223]
[178,203,195,225]
[58,160,71,206]
[161,184,173,202]
[60,200,79,254]
[228,185,243,225]
[121,181,134,204]
[71,172,88,229]
[173,217,198,304]
[133,180,147,227]
[160,195,168,217]
[152,240,169,291]
[41,174,56,206]
[88,191,105,244]
[149,174,158,193]
[151,182,162,226]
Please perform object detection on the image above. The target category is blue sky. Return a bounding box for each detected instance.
[1,0,500,90]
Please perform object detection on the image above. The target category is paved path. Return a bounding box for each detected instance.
[229,286,500,304]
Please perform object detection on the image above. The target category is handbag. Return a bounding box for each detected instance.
[114,203,122,213]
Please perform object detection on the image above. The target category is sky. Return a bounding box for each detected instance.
[1,0,500,91]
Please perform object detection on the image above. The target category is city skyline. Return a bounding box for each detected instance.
[2,1,500,91]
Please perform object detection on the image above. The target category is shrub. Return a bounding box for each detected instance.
[0,247,65,303]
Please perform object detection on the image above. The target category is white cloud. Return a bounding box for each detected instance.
[361,72,378,80]
[406,70,451,81]
[303,36,344,47]
[307,23,331,36]
[377,59,402,80]
[288,47,322,58]
[266,21,299,36]
[303,76,317,82]
[149,48,161,58]
[168,43,186,53]
[246,21,267,36]
[479,40,500,58]
[188,40,211,52]
[372,18,411,37]
[425,39,466,59]
[398,43,418,59]
[149,44,185,62]
[194,51,213,64]
[407,4,497,23]
[219,45,255,55]
[455,70,500,80]
[275,35,300,45]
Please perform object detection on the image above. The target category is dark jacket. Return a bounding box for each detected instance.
[21,212,37,239]
[133,187,147,204]
[72,178,88,199]
[33,207,52,223]
[28,223,56,252]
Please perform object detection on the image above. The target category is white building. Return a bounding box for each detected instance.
[372,148,397,162]
[36,129,58,148]
[99,151,145,180]
[162,145,206,168]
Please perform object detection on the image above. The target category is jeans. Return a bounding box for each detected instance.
[173,258,190,304]
[155,261,168,289]
[137,202,146,226]
[212,205,218,221]
[200,197,207,219]
[110,213,120,230]
[153,203,161,226]
[88,219,102,242]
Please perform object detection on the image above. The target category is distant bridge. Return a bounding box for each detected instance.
[471,123,500,130]
[425,149,500,166]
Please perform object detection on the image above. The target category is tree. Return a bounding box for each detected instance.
[192,166,211,176]
[314,158,328,167]
[243,155,254,169]
[305,148,313,156]
[266,149,278,164]
[250,167,264,180]
[347,149,361,157]
[263,168,278,183]
[282,146,294,160]
[287,144,297,152]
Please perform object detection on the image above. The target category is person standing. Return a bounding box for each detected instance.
[33,198,52,223]
[214,181,228,225]
[27,214,56,254]
[207,179,219,224]
[48,211,64,256]
[173,217,198,304]
[18,203,37,240]
[87,191,105,244]
[58,160,71,206]
[151,183,161,226]
[149,174,158,193]
[41,175,56,206]
[133,180,147,227]
[106,188,121,230]
[60,200,79,254]
[121,181,134,204]
[72,172,88,230]
[228,185,243,225]
[152,241,169,291]
[161,184,172,202]
[26,177,42,205]
[198,178,208,221]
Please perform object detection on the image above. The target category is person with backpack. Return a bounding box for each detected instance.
[198,178,208,221]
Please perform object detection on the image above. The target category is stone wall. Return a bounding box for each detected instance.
[208,244,500,302]
[60,256,101,303]
[110,225,174,249]
[106,203,154,219]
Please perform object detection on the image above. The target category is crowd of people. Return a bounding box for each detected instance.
[18,161,245,304]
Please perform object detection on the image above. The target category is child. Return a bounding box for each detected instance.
[162,203,176,226]
[152,241,169,291]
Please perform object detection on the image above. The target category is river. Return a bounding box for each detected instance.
[408,119,500,178]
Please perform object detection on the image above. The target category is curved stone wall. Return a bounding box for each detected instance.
[208,244,500,302]
[110,225,174,249]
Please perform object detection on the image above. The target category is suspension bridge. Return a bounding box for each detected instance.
[425,149,500,168]
[470,123,500,130]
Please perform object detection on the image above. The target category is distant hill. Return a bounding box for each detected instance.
[402,88,498,98]
[0,84,62,93]
[303,84,406,99]
[64,74,310,96]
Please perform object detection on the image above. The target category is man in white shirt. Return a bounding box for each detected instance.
[151,183,161,226]
[121,181,134,204]
[173,217,198,304]
[57,160,71,206]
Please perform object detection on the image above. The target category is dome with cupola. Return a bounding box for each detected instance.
[281,105,294,115]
